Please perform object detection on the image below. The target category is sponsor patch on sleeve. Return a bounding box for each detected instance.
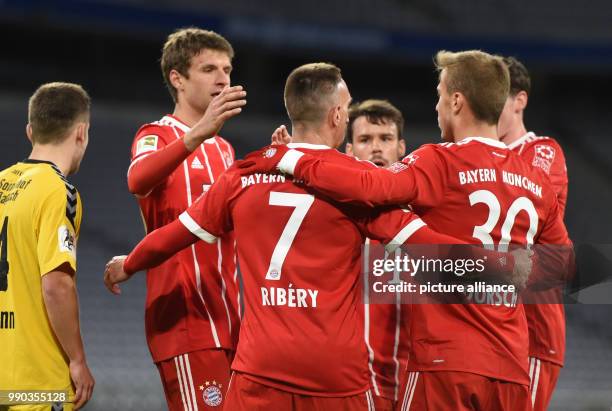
[135,135,159,156]
[58,225,76,257]
[532,144,555,174]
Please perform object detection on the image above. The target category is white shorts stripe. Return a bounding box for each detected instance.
[528,357,535,390]
[402,372,415,411]
[531,358,541,406]
[175,356,191,411]
[406,372,419,410]
[365,389,374,411]
[183,354,199,411]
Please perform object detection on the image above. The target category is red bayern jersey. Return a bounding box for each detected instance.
[509,132,569,366]
[286,136,571,385]
[361,239,410,402]
[507,132,568,216]
[129,114,240,362]
[179,143,432,397]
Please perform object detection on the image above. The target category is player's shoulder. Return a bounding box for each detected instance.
[522,134,563,151]
[133,115,179,141]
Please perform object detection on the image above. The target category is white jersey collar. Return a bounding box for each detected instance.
[287,142,332,150]
[506,132,536,150]
[461,136,507,149]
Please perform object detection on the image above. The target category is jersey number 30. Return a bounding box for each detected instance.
[0,217,9,291]
[265,192,314,281]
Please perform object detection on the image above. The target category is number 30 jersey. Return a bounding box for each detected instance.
[286,137,571,385]
[179,143,430,397]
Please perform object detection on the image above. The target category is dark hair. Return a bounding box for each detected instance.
[28,82,91,144]
[435,50,510,126]
[284,63,342,125]
[161,27,234,102]
[347,99,404,142]
[503,56,531,96]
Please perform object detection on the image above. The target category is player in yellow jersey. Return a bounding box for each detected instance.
[0,83,95,411]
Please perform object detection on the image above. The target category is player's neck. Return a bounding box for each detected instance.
[453,121,499,143]
[28,144,73,176]
[500,123,528,146]
[291,126,334,148]
[172,104,204,128]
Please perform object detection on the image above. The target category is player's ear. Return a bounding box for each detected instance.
[75,122,88,145]
[345,142,354,155]
[26,124,34,144]
[452,92,463,115]
[398,139,406,157]
[169,69,184,93]
[515,91,528,111]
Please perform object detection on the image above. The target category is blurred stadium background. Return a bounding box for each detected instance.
[1,0,611,409]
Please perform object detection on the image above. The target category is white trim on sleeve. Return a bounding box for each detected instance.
[385,218,426,254]
[179,211,218,244]
[277,149,305,175]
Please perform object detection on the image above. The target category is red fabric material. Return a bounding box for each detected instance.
[290,138,571,385]
[128,114,239,362]
[156,349,234,411]
[512,134,569,366]
[529,357,561,411]
[181,146,463,396]
[402,371,531,411]
[225,373,372,411]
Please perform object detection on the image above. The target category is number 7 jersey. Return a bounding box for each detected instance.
[179,143,431,397]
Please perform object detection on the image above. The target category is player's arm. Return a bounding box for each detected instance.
[37,186,93,410]
[105,171,235,293]
[238,144,447,208]
[127,86,246,197]
[357,208,530,289]
[42,265,94,410]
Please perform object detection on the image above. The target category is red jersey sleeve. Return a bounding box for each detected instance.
[290,144,448,208]
[127,124,191,196]
[523,139,568,216]
[124,219,199,275]
[178,170,236,242]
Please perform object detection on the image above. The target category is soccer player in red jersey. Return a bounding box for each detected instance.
[105,63,527,411]
[124,28,246,411]
[237,51,573,410]
[346,99,410,411]
[498,56,569,411]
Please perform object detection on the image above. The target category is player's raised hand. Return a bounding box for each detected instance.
[184,85,247,151]
[510,247,534,290]
[70,359,95,410]
[235,144,290,176]
[271,125,292,145]
[103,255,130,295]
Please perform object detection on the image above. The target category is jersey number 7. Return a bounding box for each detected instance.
[0,217,9,291]
[265,192,315,281]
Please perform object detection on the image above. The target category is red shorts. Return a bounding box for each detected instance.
[400,371,531,411]
[156,349,234,411]
[372,395,395,411]
[529,357,561,411]
[225,372,376,410]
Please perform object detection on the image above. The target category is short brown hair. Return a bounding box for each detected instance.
[503,56,531,97]
[284,63,343,125]
[28,82,91,145]
[435,50,509,125]
[347,99,404,142]
[161,27,234,102]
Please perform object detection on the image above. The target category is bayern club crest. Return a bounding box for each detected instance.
[263,147,277,158]
[200,381,223,407]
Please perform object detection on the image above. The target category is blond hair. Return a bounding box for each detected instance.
[435,50,509,125]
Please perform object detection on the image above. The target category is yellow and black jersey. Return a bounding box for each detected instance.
[0,159,82,400]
